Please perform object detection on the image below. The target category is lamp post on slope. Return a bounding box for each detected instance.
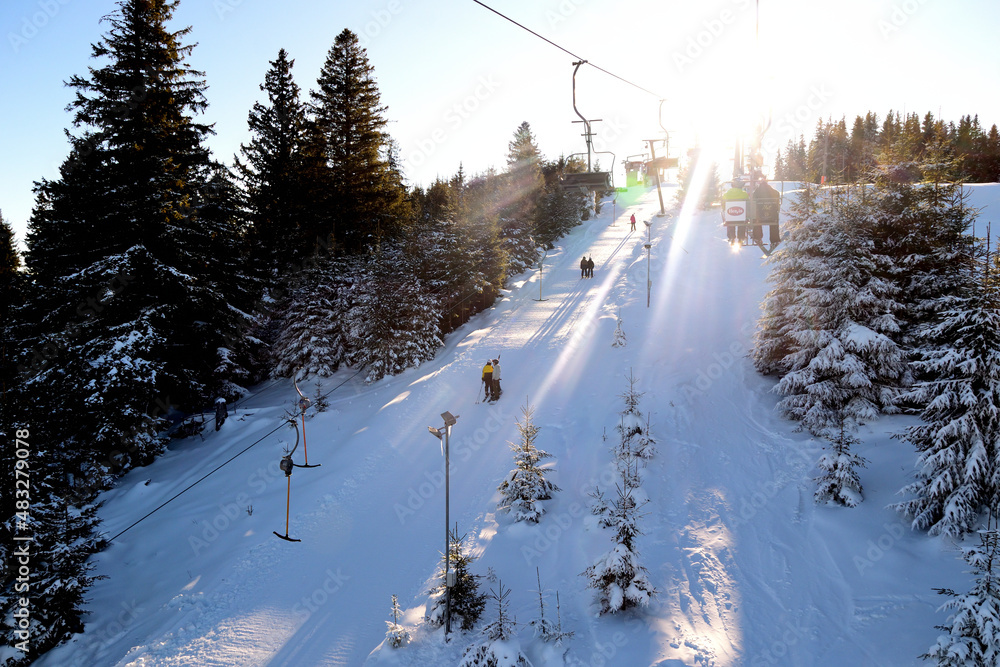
[531,237,548,302]
[428,410,458,637]
[644,219,652,308]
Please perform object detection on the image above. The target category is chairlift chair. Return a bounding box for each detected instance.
[559,171,611,193]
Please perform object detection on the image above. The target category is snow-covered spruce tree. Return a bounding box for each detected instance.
[595,473,636,531]
[271,254,353,378]
[893,242,1000,537]
[459,580,531,667]
[384,594,410,649]
[611,420,642,490]
[616,370,656,461]
[426,528,488,632]
[752,184,822,376]
[922,519,1000,665]
[409,177,476,332]
[350,245,442,383]
[497,402,560,523]
[612,310,626,348]
[0,439,103,664]
[814,413,869,507]
[582,471,656,614]
[312,381,329,412]
[772,192,908,436]
[859,167,972,361]
[535,155,588,248]
[462,171,511,315]
[588,486,611,523]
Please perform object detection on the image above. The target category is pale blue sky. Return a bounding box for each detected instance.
[3,0,999,249]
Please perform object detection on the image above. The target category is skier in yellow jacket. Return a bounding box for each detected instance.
[481,360,494,401]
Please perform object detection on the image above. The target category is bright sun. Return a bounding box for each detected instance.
[644,0,782,180]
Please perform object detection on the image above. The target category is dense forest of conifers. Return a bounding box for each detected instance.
[773,111,1000,184]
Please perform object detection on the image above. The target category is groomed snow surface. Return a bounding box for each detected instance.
[37,184,1000,666]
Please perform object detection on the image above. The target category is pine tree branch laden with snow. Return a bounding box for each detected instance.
[923,525,1000,665]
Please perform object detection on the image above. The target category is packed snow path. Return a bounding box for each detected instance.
[40,186,978,666]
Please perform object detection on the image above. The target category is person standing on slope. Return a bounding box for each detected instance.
[586,256,595,278]
[481,360,494,401]
[490,359,502,402]
[630,213,637,231]
[580,256,587,278]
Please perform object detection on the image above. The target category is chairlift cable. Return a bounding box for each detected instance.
[471,0,665,99]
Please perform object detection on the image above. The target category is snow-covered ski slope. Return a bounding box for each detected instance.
[40,183,1000,666]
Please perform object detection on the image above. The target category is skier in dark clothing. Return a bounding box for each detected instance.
[586,256,595,278]
[214,397,227,431]
[580,256,587,278]
[490,359,502,402]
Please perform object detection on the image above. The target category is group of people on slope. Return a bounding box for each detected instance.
[579,256,595,278]
[481,359,502,402]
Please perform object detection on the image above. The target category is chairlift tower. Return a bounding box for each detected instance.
[571,60,601,172]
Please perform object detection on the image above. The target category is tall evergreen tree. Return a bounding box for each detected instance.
[500,121,544,274]
[534,155,586,248]
[752,185,822,376]
[308,29,409,253]
[25,0,252,413]
[771,191,908,436]
[409,178,475,333]
[865,172,971,358]
[235,48,310,275]
[893,245,1000,537]
[0,212,23,404]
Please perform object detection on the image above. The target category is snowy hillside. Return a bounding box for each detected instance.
[37,184,1000,666]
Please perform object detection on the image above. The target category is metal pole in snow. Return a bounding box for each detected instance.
[644,221,652,308]
[444,422,451,637]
